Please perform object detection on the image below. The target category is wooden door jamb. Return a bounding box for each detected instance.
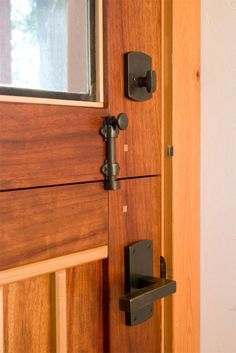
[161,1,200,352]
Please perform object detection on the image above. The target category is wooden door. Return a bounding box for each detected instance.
[0,1,163,352]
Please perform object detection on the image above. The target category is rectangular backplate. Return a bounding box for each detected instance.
[124,51,152,101]
[124,240,154,326]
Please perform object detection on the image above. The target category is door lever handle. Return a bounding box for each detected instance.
[119,276,176,314]
[101,113,128,190]
[119,240,176,326]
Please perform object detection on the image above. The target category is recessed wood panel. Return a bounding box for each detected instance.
[108,0,161,178]
[67,261,104,353]
[0,103,107,190]
[0,183,108,270]
[108,177,161,353]
[3,275,52,353]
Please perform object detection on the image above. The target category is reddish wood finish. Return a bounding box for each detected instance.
[0,1,161,191]
[0,104,107,190]
[0,183,108,270]
[108,0,161,178]
[4,275,52,353]
[0,1,163,353]
[67,261,104,353]
[108,177,161,353]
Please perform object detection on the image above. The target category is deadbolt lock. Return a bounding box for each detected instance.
[124,51,157,101]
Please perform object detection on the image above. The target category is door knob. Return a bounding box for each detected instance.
[108,113,128,131]
[101,113,128,190]
[116,113,129,130]
[119,240,176,326]
[138,69,157,93]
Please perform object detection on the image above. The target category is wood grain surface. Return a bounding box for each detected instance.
[54,270,67,353]
[108,0,161,178]
[172,1,200,352]
[0,246,108,287]
[3,275,52,353]
[0,288,3,353]
[0,103,107,190]
[0,2,164,353]
[108,177,161,353]
[161,0,173,352]
[0,183,108,270]
[0,0,161,190]
[67,261,104,353]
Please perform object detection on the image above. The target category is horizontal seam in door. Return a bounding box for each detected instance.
[118,174,160,181]
[0,179,105,193]
[0,174,161,193]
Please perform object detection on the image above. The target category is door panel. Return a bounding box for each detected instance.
[109,177,161,353]
[67,262,104,353]
[0,1,165,352]
[108,0,161,178]
[0,183,108,270]
[0,1,161,191]
[0,104,107,190]
[2,260,106,353]
[3,275,52,353]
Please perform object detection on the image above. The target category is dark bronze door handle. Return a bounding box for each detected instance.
[119,240,176,326]
[100,113,128,190]
[119,276,176,314]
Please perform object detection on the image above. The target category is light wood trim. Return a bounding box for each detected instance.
[55,271,67,353]
[161,0,173,352]
[172,1,200,353]
[0,288,3,353]
[0,246,108,286]
[0,96,104,107]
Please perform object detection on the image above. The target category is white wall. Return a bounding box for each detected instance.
[201,1,236,352]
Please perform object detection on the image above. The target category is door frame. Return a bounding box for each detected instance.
[161,1,200,353]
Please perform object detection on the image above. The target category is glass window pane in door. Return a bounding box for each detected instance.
[0,0,97,101]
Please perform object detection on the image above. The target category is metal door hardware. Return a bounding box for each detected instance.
[119,240,176,326]
[124,51,157,101]
[160,255,167,278]
[101,113,128,190]
[167,145,174,157]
